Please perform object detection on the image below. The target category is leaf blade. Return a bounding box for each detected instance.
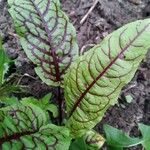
[9,0,79,86]
[64,19,150,138]
[104,124,142,148]
[0,103,71,150]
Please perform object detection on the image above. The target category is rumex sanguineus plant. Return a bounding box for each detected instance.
[0,0,150,149]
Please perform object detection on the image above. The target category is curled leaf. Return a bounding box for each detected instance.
[85,130,105,150]
[0,103,71,150]
[65,19,150,138]
[8,0,79,86]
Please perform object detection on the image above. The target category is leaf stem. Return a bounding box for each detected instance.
[57,86,63,125]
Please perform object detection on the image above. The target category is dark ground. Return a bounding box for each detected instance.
[0,0,150,149]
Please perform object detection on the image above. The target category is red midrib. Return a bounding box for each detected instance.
[0,130,38,145]
[30,0,61,82]
[69,23,150,117]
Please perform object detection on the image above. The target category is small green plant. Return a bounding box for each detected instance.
[21,93,58,120]
[104,123,150,150]
[1,0,149,149]
[0,38,21,103]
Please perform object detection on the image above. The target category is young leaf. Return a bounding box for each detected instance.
[41,93,52,105]
[85,130,105,150]
[22,93,58,118]
[104,124,142,148]
[64,19,150,138]
[8,0,79,86]
[69,131,105,150]
[0,103,71,150]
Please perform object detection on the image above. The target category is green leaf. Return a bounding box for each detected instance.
[103,124,150,150]
[0,103,71,150]
[41,93,58,118]
[0,38,9,85]
[22,93,58,118]
[142,140,150,150]
[139,123,150,150]
[85,130,105,150]
[8,0,79,87]
[0,97,19,106]
[104,124,142,148]
[64,19,150,138]
[41,93,52,105]
[69,137,87,150]
[45,104,58,118]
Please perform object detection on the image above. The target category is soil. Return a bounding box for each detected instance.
[0,0,150,149]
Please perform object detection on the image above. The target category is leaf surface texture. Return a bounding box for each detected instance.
[0,103,70,150]
[65,19,150,137]
[9,0,79,86]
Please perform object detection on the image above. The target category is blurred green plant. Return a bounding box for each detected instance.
[104,124,150,150]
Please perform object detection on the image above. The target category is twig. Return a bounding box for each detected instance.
[17,73,37,85]
[80,0,100,24]
[80,44,95,55]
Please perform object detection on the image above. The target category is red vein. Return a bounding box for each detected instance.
[29,0,61,82]
[69,23,150,117]
[0,130,38,145]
